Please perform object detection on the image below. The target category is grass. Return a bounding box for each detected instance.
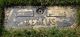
[0,0,80,37]
[1,27,80,37]
[76,7,80,26]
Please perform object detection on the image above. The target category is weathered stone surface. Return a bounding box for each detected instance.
[4,6,76,29]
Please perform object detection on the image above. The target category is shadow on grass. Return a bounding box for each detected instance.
[0,7,5,37]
